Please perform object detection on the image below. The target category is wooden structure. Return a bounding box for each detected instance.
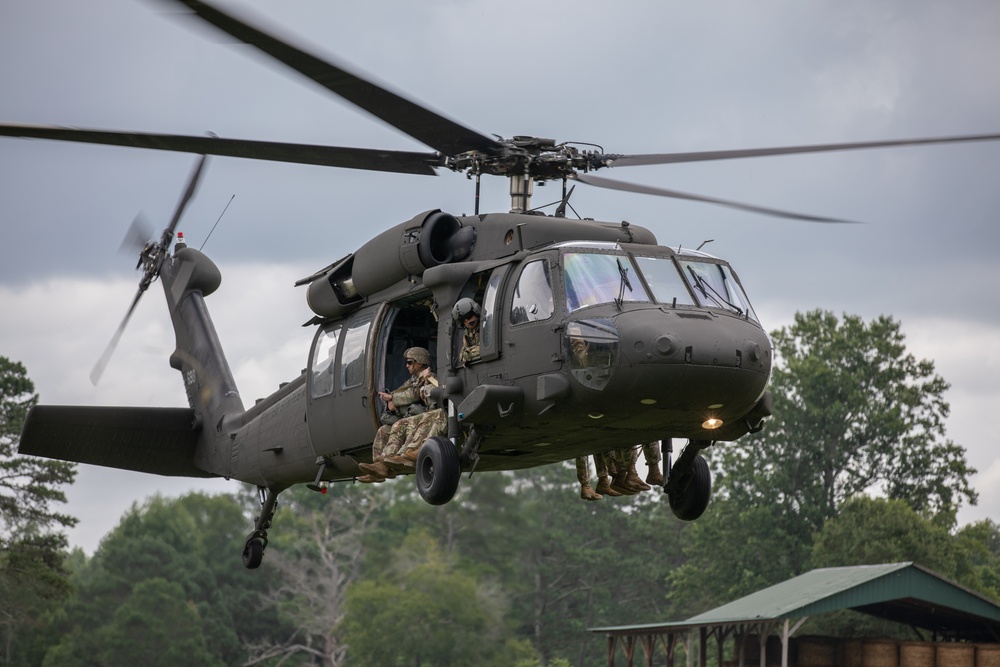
[590,562,1000,667]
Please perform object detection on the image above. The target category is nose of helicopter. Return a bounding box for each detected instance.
[603,307,772,432]
[618,308,770,374]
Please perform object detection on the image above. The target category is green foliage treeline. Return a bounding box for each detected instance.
[3,310,1000,666]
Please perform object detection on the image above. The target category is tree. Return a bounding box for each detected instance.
[0,357,76,666]
[340,530,498,667]
[42,493,289,667]
[244,483,385,667]
[732,311,976,524]
[664,497,804,616]
[809,496,956,573]
[96,578,225,667]
[367,462,676,666]
[667,311,978,611]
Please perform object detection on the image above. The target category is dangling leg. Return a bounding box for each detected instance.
[594,451,622,497]
[610,449,640,495]
[626,445,651,491]
[576,456,602,501]
[643,441,664,487]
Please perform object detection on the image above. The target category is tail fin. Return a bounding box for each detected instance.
[160,240,244,476]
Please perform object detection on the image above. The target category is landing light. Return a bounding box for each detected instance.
[702,417,724,430]
[588,413,605,420]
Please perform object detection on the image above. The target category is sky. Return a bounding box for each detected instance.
[1,0,998,554]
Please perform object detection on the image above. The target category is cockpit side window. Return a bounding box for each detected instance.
[563,252,649,313]
[510,259,554,325]
[679,260,758,322]
[476,268,505,362]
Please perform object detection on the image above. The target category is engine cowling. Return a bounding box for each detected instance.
[306,210,473,318]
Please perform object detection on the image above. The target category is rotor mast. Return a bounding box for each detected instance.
[509,173,534,213]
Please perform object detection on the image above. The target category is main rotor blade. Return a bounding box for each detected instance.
[90,287,146,385]
[574,173,860,224]
[608,133,1000,168]
[0,123,440,175]
[157,0,502,157]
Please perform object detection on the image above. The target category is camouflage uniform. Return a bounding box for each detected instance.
[387,408,448,458]
[381,370,430,425]
[374,366,437,456]
[460,326,480,365]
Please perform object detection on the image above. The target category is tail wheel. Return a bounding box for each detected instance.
[416,436,461,505]
[242,536,265,569]
[668,454,711,521]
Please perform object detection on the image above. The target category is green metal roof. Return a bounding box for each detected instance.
[591,562,1000,641]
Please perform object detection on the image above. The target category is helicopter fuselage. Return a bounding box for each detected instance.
[193,210,773,489]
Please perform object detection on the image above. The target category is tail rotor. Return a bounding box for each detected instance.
[90,155,209,385]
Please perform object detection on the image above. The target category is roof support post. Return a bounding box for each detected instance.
[780,617,808,667]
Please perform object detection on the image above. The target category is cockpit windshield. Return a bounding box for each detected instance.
[678,259,758,322]
[563,252,650,312]
[632,256,696,307]
[560,248,757,323]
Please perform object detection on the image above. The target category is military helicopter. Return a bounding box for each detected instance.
[7,0,1000,569]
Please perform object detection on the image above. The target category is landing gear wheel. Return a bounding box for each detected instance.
[242,535,266,569]
[416,436,461,505]
[668,454,711,521]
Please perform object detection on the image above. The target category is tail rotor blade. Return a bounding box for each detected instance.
[90,287,146,385]
[163,154,209,243]
[119,212,155,257]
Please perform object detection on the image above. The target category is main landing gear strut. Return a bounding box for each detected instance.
[663,439,713,521]
[242,486,280,569]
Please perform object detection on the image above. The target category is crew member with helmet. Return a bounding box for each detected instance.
[359,346,443,483]
[453,297,481,365]
[358,347,437,483]
[378,346,434,425]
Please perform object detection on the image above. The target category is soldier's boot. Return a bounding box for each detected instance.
[579,484,603,501]
[595,475,623,497]
[627,464,651,491]
[359,461,391,478]
[610,470,639,495]
[645,463,665,487]
[357,474,385,484]
[385,455,416,469]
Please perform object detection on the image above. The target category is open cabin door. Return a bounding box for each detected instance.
[374,297,439,410]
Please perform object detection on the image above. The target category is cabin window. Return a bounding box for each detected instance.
[632,256,695,306]
[341,315,372,389]
[311,325,341,398]
[679,260,758,322]
[563,252,649,312]
[509,259,554,325]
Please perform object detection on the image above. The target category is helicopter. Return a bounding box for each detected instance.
[7,0,1000,570]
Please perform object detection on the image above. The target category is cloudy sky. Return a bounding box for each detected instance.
[2,0,998,554]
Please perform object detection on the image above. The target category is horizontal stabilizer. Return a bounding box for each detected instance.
[18,405,217,478]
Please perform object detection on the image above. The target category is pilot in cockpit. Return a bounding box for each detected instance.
[453,297,481,366]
